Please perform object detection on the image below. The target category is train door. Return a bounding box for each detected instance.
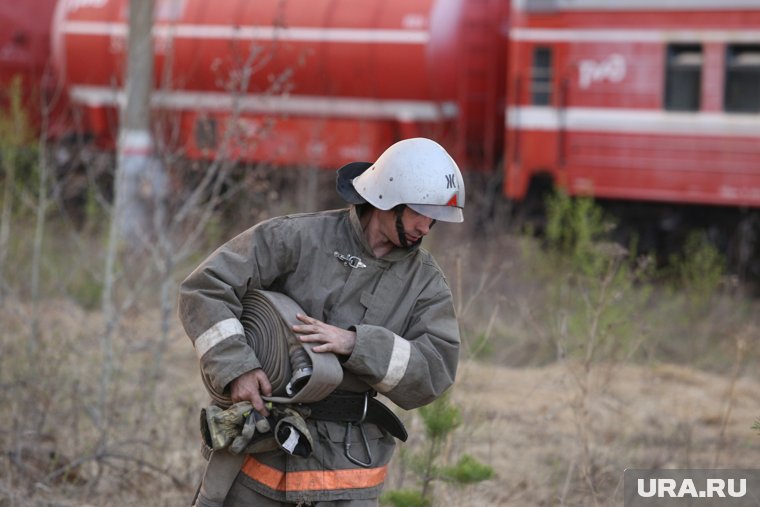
[505,0,580,205]
[527,43,563,195]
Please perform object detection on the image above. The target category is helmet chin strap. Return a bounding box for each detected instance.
[394,206,409,248]
[394,205,431,249]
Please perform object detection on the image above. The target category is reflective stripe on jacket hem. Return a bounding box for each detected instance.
[241,455,388,492]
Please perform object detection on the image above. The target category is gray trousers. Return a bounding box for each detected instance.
[192,448,382,507]
[223,480,378,506]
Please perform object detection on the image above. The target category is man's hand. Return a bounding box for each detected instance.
[293,314,357,356]
[230,368,272,416]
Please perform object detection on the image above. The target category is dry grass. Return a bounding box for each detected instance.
[1,209,759,506]
[0,297,205,506]
[415,360,760,506]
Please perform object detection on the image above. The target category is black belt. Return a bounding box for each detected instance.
[302,391,408,442]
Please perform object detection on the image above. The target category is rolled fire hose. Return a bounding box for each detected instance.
[200,289,344,408]
[193,290,345,507]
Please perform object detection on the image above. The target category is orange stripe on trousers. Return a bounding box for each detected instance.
[241,455,387,492]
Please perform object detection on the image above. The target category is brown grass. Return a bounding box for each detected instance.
[415,360,760,506]
[1,210,759,506]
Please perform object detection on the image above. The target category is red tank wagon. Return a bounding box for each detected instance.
[0,0,63,135]
[50,0,505,170]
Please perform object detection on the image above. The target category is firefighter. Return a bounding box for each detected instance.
[179,137,465,506]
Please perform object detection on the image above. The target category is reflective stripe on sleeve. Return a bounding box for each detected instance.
[194,318,244,359]
[372,334,411,393]
[241,455,387,491]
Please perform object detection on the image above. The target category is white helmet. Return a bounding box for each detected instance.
[336,138,465,223]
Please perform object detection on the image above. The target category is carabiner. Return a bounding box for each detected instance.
[334,251,367,269]
[343,392,372,467]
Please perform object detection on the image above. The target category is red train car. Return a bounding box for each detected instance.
[50,0,505,170]
[3,0,760,214]
[0,0,63,135]
[506,0,760,209]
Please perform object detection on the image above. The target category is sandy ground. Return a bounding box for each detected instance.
[3,296,759,507]
[404,360,760,506]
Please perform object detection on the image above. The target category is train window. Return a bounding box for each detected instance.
[664,44,702,112]
[725,45,760,113]
[531,47,553,106]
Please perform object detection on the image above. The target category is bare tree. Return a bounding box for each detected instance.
[99,0,161,430]
[141,29,299,394]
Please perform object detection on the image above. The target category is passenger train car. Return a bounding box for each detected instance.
[506,0,760,211]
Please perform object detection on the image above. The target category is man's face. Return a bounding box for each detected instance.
[380,206,434,247]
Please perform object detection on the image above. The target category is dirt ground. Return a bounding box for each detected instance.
[164,343,760,506]
[2,217,759,506]
[411,360,760,506]
[2,298,759,507]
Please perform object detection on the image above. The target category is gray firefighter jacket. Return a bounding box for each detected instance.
[178,205,460,503]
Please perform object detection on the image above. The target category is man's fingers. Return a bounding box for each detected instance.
[229,369,272,416]
[293,322,323,335]
[253,371,272,414]
[297,333,325,343]
[258,374,272,397]
[250,391,269,416]
[296,313,316,324]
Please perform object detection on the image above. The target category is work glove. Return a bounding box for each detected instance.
[273,407,313,458]
[229,408,272,454]
[202,401,271,451]
[201,405,227,451]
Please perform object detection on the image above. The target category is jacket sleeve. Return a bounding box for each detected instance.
[342,276,460,410]
[177,218,294,394]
